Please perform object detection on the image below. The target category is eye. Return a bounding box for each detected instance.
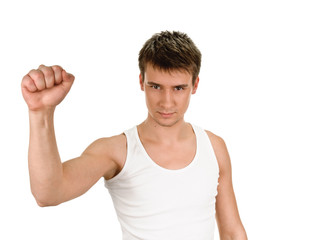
[175,86,184,91]
[151,85,160,90]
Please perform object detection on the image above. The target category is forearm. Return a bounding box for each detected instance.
[28,109,63,206]
[219,227,248,240]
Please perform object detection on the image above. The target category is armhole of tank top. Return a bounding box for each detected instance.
[201,127,220,176]
[104,129,130,185]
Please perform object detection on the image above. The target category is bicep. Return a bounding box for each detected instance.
[59,138,119,203]
[207,133,244,237]
[215,164,241,234]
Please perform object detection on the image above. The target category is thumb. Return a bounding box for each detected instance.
[62,69,75,82]
[60,70,75,91]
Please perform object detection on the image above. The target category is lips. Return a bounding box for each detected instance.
[158,112,175,118]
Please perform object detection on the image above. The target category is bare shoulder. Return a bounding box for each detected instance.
[205,130,231,173]
[82,133,127,177]
[83,133,126,156]
[106,133,127,167]
[204,130,226,150]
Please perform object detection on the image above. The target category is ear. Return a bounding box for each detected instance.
[139,74,144,91]
[192,77,199,94]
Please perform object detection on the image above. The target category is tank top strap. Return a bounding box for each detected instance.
[123,125,138,149]
[191,124,208,150]
[191,123,219,169]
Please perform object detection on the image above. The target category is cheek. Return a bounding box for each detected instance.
[144,91,157,106]
[179,93,192,109]
[179,92,191,101]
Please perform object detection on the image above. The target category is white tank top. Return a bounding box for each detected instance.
[105,124,219,240]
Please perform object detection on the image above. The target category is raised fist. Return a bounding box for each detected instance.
[21,64,75,111]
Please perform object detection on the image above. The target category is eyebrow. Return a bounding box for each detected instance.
[147,82,189,88]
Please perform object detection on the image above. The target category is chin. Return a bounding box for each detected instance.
[153,116,183,128]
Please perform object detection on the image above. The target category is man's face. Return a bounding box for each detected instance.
[140,64,199,127]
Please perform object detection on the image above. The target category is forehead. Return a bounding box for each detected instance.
[144,64,193,85]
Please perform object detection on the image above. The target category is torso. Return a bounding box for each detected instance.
[137,127,197,170]
[105,126,218,180]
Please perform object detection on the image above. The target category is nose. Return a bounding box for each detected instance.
[160,89,175,109]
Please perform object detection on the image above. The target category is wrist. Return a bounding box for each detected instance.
[28,108,56,128]
[29,107,55,116]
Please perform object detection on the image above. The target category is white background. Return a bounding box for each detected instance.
[1,0,313,239]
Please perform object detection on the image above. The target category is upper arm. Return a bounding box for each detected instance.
[206,131,247,239]
[57,134,126,204]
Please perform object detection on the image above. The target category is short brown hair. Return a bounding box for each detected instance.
[138,31,201,85]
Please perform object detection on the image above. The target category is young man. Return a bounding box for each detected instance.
[21,31,247,240]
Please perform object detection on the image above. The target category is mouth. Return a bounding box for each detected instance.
[158,112,175,118]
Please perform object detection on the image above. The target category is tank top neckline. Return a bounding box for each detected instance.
[134,123,199,172]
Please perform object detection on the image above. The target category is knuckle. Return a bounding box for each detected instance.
[52,65,63,71]
[37,66,55,87]
[28,69,36,75]
[51,65,63,83]
[24,75,32,84]
[45,68,54,78]
[31,70,45,89]
[22,75,37,92]
[21,75,30,87]
[34,70,43,81]
[29,69,42,81]
[39,65,53,76]
[51,65,63,76]
[22,74,29,82]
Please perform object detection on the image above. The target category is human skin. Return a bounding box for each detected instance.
[21,64,247,239]
[21,65,121,206]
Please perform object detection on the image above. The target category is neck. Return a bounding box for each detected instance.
[138,115,192,144]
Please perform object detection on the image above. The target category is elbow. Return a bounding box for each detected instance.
[236,225,248,240]
[219,225,248,240]
[36,200,49,207]
[32,191,61,207]
[30,181,64,207]
[233,231,248,240]
[232,231,248,240]
[35,198,60,207]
